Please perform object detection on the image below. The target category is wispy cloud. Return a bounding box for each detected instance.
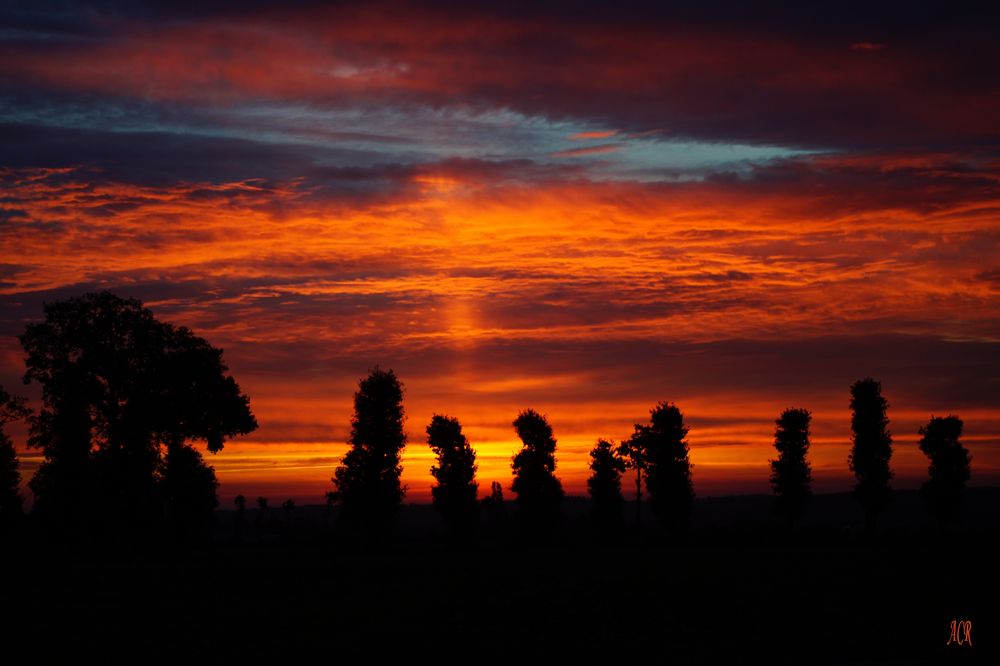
[551,143,623,158]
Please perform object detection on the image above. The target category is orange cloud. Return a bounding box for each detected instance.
[3,157,999,505]
[568,130,619,140]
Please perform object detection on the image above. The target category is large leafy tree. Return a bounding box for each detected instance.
[20,291,257,536]
[847,378,893,532]
[587,438,626,533]
[331,367,407,534]
[631,402,694,533]
[427,414,479,536]
[769,408,812,527]
[510,409,563,534]
[918,415,970,530]
[0,386,31,525]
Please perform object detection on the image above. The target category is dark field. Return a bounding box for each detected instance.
[5,490,998,664]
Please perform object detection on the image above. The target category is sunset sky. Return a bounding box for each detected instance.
[2,1,999,505]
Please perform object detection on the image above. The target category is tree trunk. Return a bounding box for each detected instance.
[634,468,642,530]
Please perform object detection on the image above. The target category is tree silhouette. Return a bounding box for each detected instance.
[331,367,407,535]
[427,414,479,536]
[234,494,247,542]
[510,409,563,535]
[631,402,694,533]
[918,415,970,531]
[481,481,507,527]
[20,291,256,536]
[587,438,625,532]
[160,442,219,541]
[255,496,269,540]
[324,490,336,528]
[282,498,296,535]
[24,363,92,534]
[847,378,893,533]
[618,435,647,529]
[769,408,812,527]
[0,386,31,526]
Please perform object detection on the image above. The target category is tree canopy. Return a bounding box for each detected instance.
[427,414,479,536]
[20,291,257,536]
[918,415,970,530]
[769,408,812,526]
[631,402,694,533]
[847,378,893,532]
[587,438,626,532]
[510,408,563,534]
[331,367,407,534]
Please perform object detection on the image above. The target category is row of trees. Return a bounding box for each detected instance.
[329,369,973,538]
[0,291,975,541]
[764,380,970,532]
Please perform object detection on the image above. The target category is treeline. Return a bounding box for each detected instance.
[320,367,972,540]
[0,291,975,542]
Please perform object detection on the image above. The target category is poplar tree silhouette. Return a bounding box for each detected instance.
[847,378,893,533]
[769,408,812,527]
[632,402,694,533]
[20,291,256,536]
[0,386,31,526]
[587,438,625,533]
[331,367,407,535]
[510,409,563,535]
[918,415,970,530]
[427,414,479,536]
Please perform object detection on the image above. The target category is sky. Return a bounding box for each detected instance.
[1,1,999,505]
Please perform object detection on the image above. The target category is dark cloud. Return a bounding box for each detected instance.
[4,1,999,150]
[0,122,395,190]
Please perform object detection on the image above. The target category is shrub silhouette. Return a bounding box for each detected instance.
[255,496,269,539]
[427,414,479,536]
[0,386,31,526]
[631,402,694,533]
[481,481,507,527]
[234,494,247,542]
[587,438,625,532]
[331,367,407,535]
[282,498,296,535]
[847,378,893,532]
[769,408,812,527]
[19,291,256,537]
[510,409,563,535]
[918,415,970,530]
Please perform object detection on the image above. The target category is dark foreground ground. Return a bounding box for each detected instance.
[4,490,998,664]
